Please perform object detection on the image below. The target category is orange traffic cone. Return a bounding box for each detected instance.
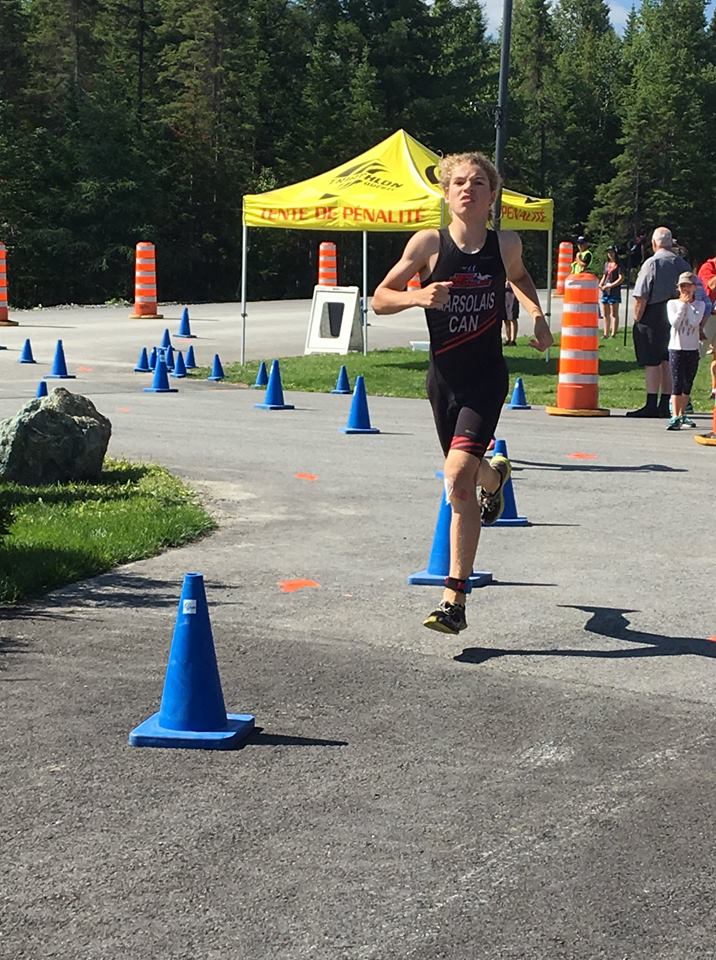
[130,242,164,319]
[407,272,421,292]
[318,241,337,287]
[0,243,18,326]
[695,405,716,446]
[555,241,573,297]
[546,273,609,417]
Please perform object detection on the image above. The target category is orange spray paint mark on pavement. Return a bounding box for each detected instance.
[708,636,716,644]
[117,407,131,413]
[77,366,93,373]
[295,472,318,482]
[279,579,320,593]
[568,452,597,460]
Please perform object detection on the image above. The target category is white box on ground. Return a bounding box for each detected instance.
[305,285,364,355]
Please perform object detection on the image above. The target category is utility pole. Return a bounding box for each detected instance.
[493,0,514,230]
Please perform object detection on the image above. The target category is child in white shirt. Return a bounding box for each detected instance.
[666,271,705,429]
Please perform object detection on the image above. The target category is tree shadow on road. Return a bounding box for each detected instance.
[455,604,716,665]
[512,459,687,474]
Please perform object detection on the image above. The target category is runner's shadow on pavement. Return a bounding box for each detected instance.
[242,728,347,749]
[512,459,687,474]
[455,604,716,664]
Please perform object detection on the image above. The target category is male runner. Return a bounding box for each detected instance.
[372,152,552,634]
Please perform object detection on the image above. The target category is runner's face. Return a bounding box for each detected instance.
[445,163,495,219]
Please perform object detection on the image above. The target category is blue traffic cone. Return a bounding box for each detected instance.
[172,350,187,379]
[208,354,225,382]
[149,346,157,370]
[129,573,255,749]
[164,344,175,371]
[36,380,48,398]
[251,360,269,389]
[509,377,531,410]
[255,359,294,409]
[331,364,351,395]
[143,357,178,393]
[160,328,172,349]
[408,487,492,588]
[185,345,197,369]
[488,438,529,526]
[44,339,75,379]
[341,375,379,433]
[134,346,150,372]
[176,306,195,338]
[19,338,36,364]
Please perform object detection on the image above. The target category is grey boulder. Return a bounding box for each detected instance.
[0,388,112,484]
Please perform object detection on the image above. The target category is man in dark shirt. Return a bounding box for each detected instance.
[372,152,552,635]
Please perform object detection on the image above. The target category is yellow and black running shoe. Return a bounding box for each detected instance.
[423,600,467,635]
[480,453,511,526]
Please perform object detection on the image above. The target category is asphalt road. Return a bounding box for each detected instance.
[0,305,714,960]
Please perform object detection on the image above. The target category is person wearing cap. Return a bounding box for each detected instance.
[627,226,691,417]
[665,271,705,429]
[598,245,624,337]
[571,236,593,275]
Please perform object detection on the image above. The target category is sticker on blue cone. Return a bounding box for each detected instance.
[182,599,197,615]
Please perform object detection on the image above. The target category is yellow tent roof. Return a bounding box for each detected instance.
[242,129,553,232]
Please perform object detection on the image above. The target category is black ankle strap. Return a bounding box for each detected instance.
[444,577,467,593]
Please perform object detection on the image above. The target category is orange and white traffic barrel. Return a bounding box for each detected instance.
[546,272,609,417]
[318,241,337,287]
[0,243,18,326]
[130,242,163,319]
[555,241,573,297]
[695,405,716,446]
[407,272,421,292]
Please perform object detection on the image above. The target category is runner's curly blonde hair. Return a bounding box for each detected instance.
[438,152,499,193]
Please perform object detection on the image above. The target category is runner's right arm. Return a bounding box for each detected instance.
[372,230,452,314]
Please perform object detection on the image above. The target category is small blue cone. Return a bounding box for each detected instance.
[134,347,150,372]
[19,338,36,364]
[208,354,225,382]
[149,346,157,370]
[251,360,269,389]
[44,339,75,379]
[408,488,492,588]
[164,344,175,371]
[160,328,172,349]
[185,345,197,369]
[129,573,255,749]
[255,359,294,409]
[488,438,529,526]
[143,357,178,393]
[341,375,379,433]
[172,350,187,379]
[331,365,351,395]
[509,377,531,410]
[36,380,48,398]
[176,306,195,338]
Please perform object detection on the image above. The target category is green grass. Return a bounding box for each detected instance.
[193,334,713,412]
[0,460,215,604]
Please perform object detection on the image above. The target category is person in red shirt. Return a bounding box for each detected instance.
[697,255,716,397]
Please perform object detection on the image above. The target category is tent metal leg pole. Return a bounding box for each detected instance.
[545,226,553,364]
[240,222,248,365]
[362,231,368,355]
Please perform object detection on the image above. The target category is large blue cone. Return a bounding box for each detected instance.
[144,357,178,393]
[129,573,255,749]
[509,377,531,410]
[160,328,172,349]
[185,344,197,369]
[341,375,379,433]
[134,347,150,372]
[251,360,269,389]
[36,380,48,398]
[408,488,492,588]
[172,350,187,378]
[176,306,195,338]
[44,339,75,379]
[331,364,351,394]
[149,346,157,370]
[19,338,36,364]
[255,359,294,409]
[488,438,529,526]
[208,354,225,382]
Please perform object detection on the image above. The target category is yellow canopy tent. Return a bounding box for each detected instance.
[240,130,554,359]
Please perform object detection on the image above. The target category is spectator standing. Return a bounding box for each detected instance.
[598,246,624,338]
[666,272,705,430]
[696,252,716,398]
[572,236,593,274]
[503,280,519,345]
[627,226,691,418]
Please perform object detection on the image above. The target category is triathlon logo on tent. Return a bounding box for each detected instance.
[330,160,403,192]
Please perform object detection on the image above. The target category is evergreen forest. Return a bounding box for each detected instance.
[1,0,714,307]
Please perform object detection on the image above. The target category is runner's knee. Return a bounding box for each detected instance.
[444,468,477,508]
